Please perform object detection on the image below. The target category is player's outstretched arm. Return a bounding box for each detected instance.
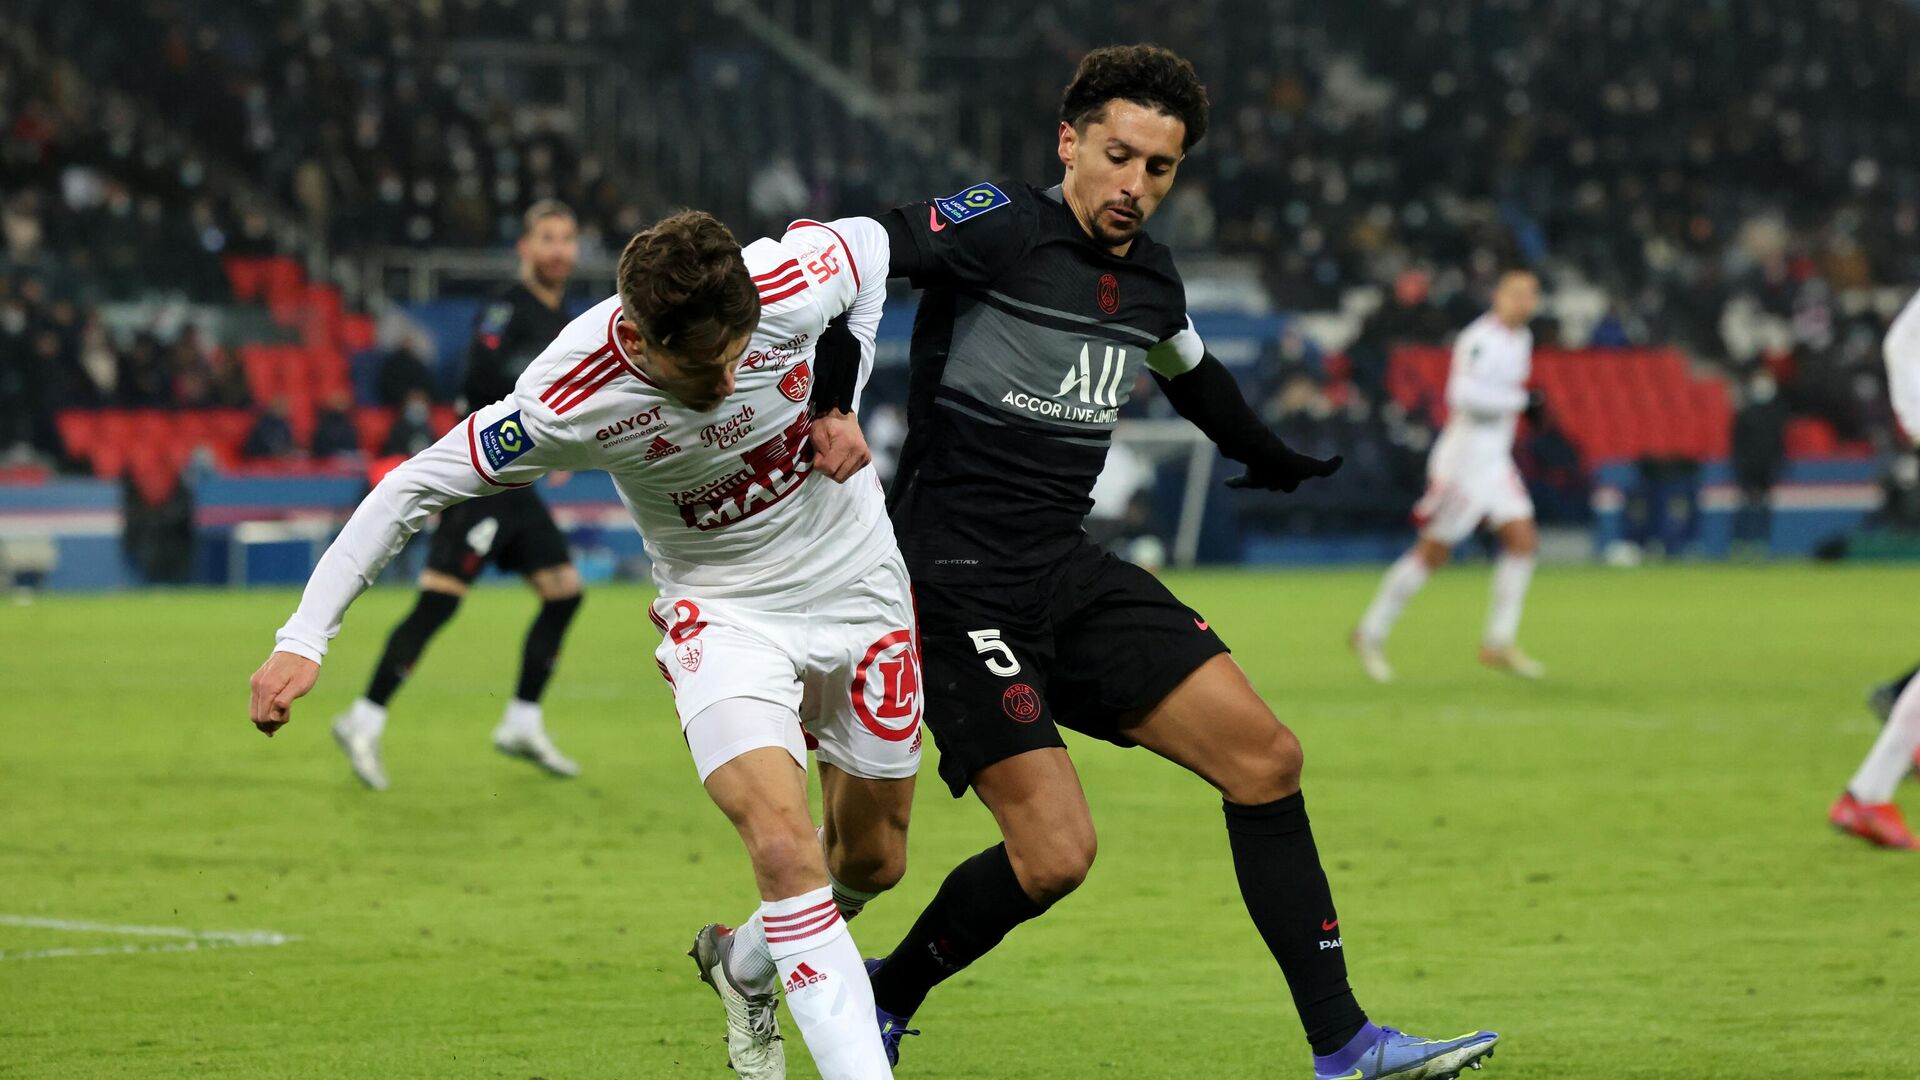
[1147,323,1341,493]
[254,397,579,736]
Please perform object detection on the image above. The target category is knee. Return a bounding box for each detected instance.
[1222,723,1303,805]
[1415,540,1451,570]
[830,842,907,895]
[537,568,583,602]
[1010,828,1096,906]
[738,815,820,882]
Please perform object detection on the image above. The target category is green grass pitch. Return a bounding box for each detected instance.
[2,563,1916,1078]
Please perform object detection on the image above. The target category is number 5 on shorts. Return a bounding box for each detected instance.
[967,629,1021,677]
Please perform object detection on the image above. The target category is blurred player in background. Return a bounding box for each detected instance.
[852,46,1499,1080]
[1353,269,1547,683]
[1829,288,1920,850]
[251,210,911,1077]
[332,201,585,789]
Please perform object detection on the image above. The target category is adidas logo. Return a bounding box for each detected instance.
[784,962,828,992]
[642,435,681,462]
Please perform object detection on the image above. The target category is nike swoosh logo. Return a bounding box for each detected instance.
[1194,618,1209,631]
[1321,918,1338,931]
[1325,1070,1362,1080]
[927,205,948,233]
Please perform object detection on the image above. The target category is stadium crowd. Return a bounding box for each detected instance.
[3,0,1918,527]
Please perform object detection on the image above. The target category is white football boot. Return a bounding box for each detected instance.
[331,711,389,791]
[1479,644,1546,679]
[689,923,785,1079]
[491,700,580,777]
[1349,630,1394,684]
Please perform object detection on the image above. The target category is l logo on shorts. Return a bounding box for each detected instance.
[851,630,922,742]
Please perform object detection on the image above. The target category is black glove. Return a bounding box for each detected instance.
[1224,445,1344,492]
[1523,389,1547,425]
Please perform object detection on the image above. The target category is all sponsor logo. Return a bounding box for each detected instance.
[997,342,1128,424]
[1001,683,1042,723]
[476,411,534,470]
[1097,272,1119,315]
[779,361,812,402]
[700,404,756,449]
[850,629,922,743]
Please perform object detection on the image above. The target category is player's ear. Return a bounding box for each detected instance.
[1058,120,1077,170]
[616,318,645,360]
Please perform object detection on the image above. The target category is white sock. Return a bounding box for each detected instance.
[1359,552,1431,643]
[725,911,778,994]
[1483,553,1536,648]
[762,886,893,1079]
[830,876,879,922]
[499,698,543,736]
[1849,679,1920,804]
[350,697,388,737]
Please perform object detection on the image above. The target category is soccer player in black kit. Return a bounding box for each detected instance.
[329,201,586,790]
[857,47,1499,1079]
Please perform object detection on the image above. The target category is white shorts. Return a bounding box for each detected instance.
[1413,461,1534,545]
[649,552,922,783]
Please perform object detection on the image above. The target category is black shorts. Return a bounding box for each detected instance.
[425,488,572,583]
[914,542,1229,797]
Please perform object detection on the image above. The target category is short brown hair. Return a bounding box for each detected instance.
[1059,44,1210,153]
[521,199,576,236]
[616,211,759,361]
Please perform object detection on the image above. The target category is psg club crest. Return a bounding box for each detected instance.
[1097,273,1119,315]
[1001,683,1042,724]
[780,361,812,402]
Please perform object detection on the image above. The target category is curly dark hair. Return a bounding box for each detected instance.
[616,210,759,362]
[1059,44,1210,152]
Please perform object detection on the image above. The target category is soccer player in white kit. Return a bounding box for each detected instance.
[1354,269,1546,682]
[1828,287,1920,850]
[247,211,912,1077]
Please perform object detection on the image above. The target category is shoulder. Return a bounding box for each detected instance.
[742,237,824,334]
[475,286,525,338]
[511,296,634,423]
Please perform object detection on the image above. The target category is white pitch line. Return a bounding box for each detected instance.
[0,914,296,961]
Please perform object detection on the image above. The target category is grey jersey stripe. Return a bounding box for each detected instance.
[934,395,1113,448]
[980,289,1162,347]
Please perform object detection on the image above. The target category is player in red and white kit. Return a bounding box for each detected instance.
[1829,287,1920,850]
[1354,269,1547,682]
[248,211,910,1078]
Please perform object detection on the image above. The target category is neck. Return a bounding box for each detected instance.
[1060,179,1132,257]
[522,271,564,310]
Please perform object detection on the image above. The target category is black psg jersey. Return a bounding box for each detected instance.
[464,283,572,413]
[881,181,1191,582]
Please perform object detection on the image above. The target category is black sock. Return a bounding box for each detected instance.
[870,844,1046,1019]
[515,595,582,702]
[364,590,461,706]
[1223,793,1369,1056]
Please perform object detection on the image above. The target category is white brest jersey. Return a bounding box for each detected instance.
[275,217,894,663]
[1430,311,1532,479]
